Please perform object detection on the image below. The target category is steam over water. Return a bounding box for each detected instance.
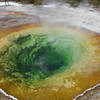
[1,2,100,33]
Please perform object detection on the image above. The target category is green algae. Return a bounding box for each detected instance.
[0,27,85,85]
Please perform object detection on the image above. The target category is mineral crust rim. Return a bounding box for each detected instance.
[73,83,100,100]
[0,88,18,100]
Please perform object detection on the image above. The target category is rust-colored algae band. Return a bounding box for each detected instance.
[0,25,100,100]
[0,24,41,39]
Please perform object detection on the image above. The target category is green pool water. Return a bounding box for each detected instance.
[0,27,85,85]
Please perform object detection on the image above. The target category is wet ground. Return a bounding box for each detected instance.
[1,3,100,33]
[0,8,40,32]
